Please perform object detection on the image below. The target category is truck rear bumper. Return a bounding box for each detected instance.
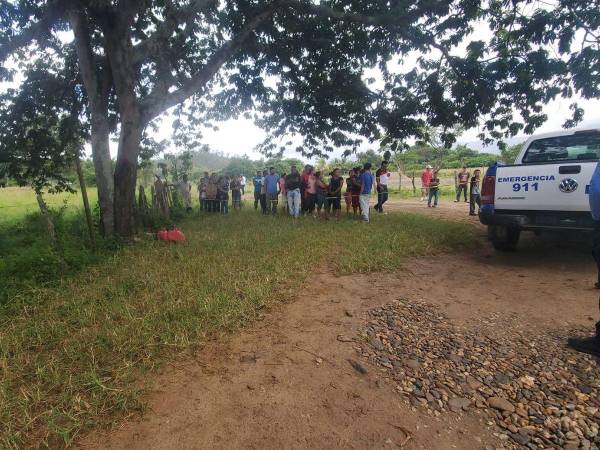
[480,207,594,230]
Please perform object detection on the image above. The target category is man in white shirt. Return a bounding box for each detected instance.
[240,174,246,195]
[375,160,390,213]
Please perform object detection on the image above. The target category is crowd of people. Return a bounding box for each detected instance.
[167,162,483,221]
[419,165,482,216]
[194,172,247,214]
[249,162,393,223]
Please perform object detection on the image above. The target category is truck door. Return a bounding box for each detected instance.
[495,131,600,212]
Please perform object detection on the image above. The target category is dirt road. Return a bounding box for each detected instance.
[81,201,598,450]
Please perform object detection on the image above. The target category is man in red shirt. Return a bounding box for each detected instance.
[375,160,390,213]
[421,165,433,201]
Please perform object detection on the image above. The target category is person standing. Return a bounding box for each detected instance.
[314,171,328,219]
[279,173,287,213]
[230,175,242,210]
[300,165,311,213]
[177,174,193,212]
[240,174,246,195]
[304,167,317,215]
[206,173,219,212]
[375,160,390,213]
[252,170,263,210]
[285,165,302,218]
[264,167,280,215]
[427,170,440,207]
[259,169,268,214]
[469,169,481,216]
[327,168,344,220]
[589,161,600,290]
[567,161,600,357]
[198,171,209,211]
[344,169,354,215]
[218,175,230,214]
[455,166,470,202]
[350,166,362,217]
[421,165,433,201]
[359,163,374,223]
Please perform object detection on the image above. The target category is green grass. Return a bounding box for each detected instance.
[0,207,477,448]
[0,187,98,226]
[0,188,112,306]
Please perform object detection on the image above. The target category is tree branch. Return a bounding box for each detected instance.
[132,0,217,66]
[0,2,63,66]
[68,8,102,108]
[141,1,281,122]
[280,0,413,27]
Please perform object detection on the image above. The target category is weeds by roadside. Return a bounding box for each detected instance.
[0,209,477,448]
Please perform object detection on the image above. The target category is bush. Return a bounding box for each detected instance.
[0,207,115,305]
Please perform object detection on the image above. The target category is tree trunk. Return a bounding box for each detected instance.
[91,116,114,235]
[113,122,142,238]
[106,22,144,239]
[68,10,115,236]
[36,191,56,243]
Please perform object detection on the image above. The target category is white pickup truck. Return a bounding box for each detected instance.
[480,128,600,250]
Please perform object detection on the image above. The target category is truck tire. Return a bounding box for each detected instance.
[488,225,520,251]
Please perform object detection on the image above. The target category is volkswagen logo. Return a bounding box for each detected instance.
[559,178,578,193]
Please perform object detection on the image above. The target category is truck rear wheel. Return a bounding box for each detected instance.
[488,225,520,251]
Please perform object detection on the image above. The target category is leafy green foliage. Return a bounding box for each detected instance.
[0,53,85,194]
[0,206,115,305]
[500,143,524,164]
[1,0,598,236]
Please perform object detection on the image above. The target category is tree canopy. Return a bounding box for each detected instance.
[0,0,598,236]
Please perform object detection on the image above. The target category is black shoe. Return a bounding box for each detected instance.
[595,282,600,289]
[567,336,600,358]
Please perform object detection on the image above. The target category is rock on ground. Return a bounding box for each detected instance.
[358,299,600,450]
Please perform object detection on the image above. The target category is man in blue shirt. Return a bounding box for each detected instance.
[359,162,374,223]
[252,170,263,210]
[264,167,280,215]
[567,161,600,357]
[590,161,600,288]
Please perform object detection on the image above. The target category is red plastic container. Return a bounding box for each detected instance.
[167,228,186,242]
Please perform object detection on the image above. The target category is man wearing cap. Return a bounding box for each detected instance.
[421,165,433,201]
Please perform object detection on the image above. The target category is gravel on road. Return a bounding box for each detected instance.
[357,299,600,449]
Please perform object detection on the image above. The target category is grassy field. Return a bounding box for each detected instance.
[0,187,99,226]
[0,189,478,448]
[0,187,108,307]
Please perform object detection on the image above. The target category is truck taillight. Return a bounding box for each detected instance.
[481,175,496,205]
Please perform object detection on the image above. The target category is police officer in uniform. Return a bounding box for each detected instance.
[567,160,600,357]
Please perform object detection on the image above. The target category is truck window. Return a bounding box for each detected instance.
[522,132,600,164]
